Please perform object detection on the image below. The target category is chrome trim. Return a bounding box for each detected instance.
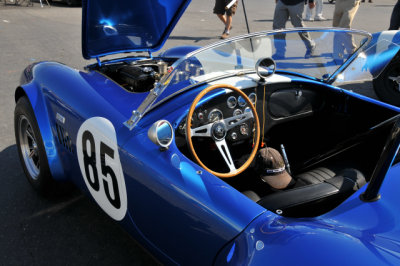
[227,96,237,109]
[249,93,257,105]
[208,109,223,122]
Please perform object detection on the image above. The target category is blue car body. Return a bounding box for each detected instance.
[14,0,400,265]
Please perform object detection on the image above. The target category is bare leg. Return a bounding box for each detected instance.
[217,14,232,32]
[225,15,232,31]
[217,14,227,25]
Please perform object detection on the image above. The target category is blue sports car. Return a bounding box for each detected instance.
[14,0,400,265]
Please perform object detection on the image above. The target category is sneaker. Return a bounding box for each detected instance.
[314,16,327,21]
[305,45,316,59]
[304,17,314,22]
[221,32,230,39]
[222,26,232,34]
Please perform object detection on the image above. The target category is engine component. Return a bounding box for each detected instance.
[118,65,156,92]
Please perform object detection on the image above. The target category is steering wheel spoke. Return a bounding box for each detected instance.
[215,139,237,173]
[224,112,254,131]
[191,123,213,138]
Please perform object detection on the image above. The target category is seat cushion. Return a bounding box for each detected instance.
[324,168,366,190]
[295,167,336,186]
[296,167,366,189]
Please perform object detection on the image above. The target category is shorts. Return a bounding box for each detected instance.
[213,0,238,16]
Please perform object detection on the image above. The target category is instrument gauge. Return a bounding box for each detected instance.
[233,109,243,117]
[197,112,205,121]
[208,109,223,122]
[227,96,237,109]
[239,123,249,135]
[232,109,243,123]
[249,93,257,105]
[238,96,246,107]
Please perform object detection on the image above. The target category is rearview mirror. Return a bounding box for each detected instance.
[148,120,174,150]
[255,57,276,80]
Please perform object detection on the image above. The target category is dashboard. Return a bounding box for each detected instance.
[177,87,258,144]
[174,79,329,174]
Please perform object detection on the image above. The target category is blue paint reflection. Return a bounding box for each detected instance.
[99,18,114,27]
[227,242,236,263]
[179,161,209,201]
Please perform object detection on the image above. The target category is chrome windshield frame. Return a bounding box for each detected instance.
[124,28,372,130]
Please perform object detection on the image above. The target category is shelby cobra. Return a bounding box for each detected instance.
[14,0,400,265]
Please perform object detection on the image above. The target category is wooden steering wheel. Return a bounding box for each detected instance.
[186,84,260,178]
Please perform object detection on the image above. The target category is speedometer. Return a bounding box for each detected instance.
[208,109,223,122]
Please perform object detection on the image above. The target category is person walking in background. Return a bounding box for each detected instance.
[272,0,316,59]
[389,0,400,30]
[304,0,326,21]
[214,0,238,39]
[332,0,361,62]
[332,0,360,30]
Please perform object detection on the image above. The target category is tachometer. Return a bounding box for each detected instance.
[208,109,223,122]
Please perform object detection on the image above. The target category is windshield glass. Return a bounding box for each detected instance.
[125,29,376,129]
[333,39,400,85]
[163,28,371,89]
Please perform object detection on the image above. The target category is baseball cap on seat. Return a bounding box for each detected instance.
[256,147,292,189]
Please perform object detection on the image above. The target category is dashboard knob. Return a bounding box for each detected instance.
[197,112,204,120]
[240,123,249,135]
[231,132,238,140]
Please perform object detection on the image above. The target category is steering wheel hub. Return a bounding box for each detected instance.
[212,122,226,140]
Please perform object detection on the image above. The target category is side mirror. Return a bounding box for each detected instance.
[148,120,174,151]
[255,57,276,81]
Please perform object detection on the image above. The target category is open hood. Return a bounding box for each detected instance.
[82,0,191,60]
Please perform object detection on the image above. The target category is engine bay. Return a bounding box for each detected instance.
[96,59,170,93]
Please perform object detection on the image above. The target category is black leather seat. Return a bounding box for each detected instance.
[244,167,366,217]
[295,167,366,187]
[295,167,337,185]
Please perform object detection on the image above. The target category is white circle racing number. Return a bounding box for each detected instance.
[76,117,127,221]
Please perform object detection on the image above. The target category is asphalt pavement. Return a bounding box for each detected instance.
[0,0,397,265]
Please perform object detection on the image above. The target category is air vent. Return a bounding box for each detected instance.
[56,123,73,153]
